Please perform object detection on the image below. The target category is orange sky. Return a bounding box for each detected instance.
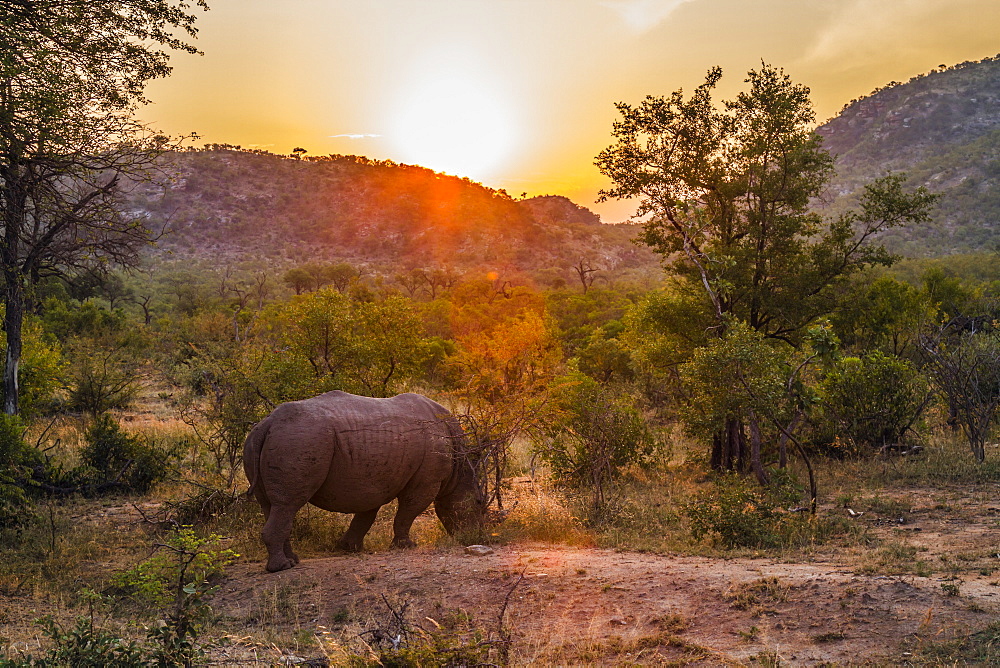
[143,0,1000,222]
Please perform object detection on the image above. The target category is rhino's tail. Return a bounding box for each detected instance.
[243,418,270,499]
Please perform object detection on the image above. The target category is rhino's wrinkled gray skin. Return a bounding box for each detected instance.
[244,391,483,572]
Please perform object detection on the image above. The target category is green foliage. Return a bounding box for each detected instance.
[545,287,636,356]
[575,325,634,384]
[78,415,172,495]
[262,289,429,398]
[0,311,66,418]
[0,616,146,667]
[111,526,237,608]
[66,336,146,417]
[818,351,929,453]
[622,282,712,406]
[175,288,430,482]
[35,296,146,416]
[5,528,236,668]
[40,297,127,341]
[538,366,658,511]
[599,63,935,471]
[599,64,935,345]
[685,474,805,549]
[831,274,933,356]
[679,321,789,441]
[0,415,39,530]
[113,526,237,666]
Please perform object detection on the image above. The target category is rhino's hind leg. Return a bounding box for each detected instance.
[261,505,299,572]
[337,508,379,552]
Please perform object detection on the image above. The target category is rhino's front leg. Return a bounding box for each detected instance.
[337,508,379,552]
[392,486,438,548]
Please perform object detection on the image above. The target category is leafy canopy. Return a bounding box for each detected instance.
[597,64,938,343]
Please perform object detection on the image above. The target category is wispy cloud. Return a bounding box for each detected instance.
[329,133,382,140]
[600,0,694,33]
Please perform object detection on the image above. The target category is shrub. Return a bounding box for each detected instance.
[110,526,239,665]
[67,336,143,417]
[685,473,805,549]
[537,366,658,512]
[79,414,172,495]
[818,351,929,454]
[3,616,147,667]
[0,415,40,530]
[110,526,237,608]
[4,528,238,667]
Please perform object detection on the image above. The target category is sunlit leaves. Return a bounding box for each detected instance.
[261,289,428,398]
[599,64,937,343]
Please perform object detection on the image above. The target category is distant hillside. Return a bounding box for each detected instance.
[127,148,653,279]
[816,54,1000,256]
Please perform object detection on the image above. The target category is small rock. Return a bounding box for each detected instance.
[609,617,628,626]
[465,544,494,556]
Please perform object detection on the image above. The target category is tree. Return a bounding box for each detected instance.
[262,289,428,398]
[831,274,933,357]
[282,267,312,295]
[0,1,207,414]
[572,259,600,294]
[597,64,937,472]
[920,300,1000,462]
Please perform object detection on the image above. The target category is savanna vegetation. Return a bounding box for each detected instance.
[2,3,1000,664]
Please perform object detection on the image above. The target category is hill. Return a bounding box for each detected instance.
[127,148,654,280]
[816,54,1000,256]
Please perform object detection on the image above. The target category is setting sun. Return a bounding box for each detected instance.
[387,68,517,181]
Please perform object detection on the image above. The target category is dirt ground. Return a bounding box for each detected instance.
[3,484,999,665]
[206,489,1000,666]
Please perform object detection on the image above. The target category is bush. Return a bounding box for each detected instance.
[685,473,805,549]
[537,367,658,512]
[109,526,238,609]
[4,528,238,667]
[78,415,172,495]
[0,616,147,667]
[818,351,929,454]
[67,336,144,417]
[0,415,40,530]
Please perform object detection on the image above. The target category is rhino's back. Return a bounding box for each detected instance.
[263,391,456,513]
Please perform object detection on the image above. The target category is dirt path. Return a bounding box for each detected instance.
[212,543,1000,665]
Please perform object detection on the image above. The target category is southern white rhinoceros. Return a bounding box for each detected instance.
[243,390,484,572]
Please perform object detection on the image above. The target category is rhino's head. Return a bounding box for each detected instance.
[436,456,487,537]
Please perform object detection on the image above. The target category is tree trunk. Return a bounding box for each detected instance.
[3,277,24,415]
[777,411,803,469]
[710,416,748,473]
[748,411,770,486]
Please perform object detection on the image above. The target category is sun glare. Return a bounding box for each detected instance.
[388,70,516,181]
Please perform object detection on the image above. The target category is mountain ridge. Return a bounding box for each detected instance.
[127,148,654,281]
[815,54,1000,255]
